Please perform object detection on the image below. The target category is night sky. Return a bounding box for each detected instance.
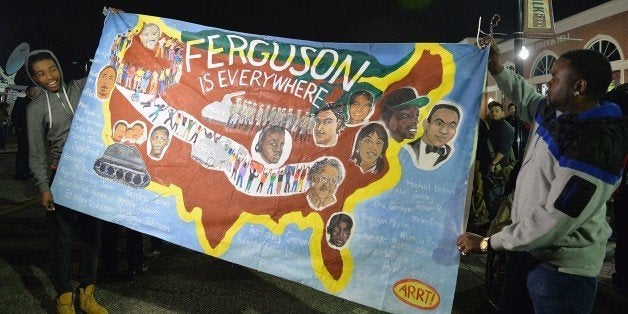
[2,0,610,84]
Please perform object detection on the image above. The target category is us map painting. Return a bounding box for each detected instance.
[52,11,488,313]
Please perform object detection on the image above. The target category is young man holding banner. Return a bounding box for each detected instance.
[26,50,108,314]
[457,39,627,313]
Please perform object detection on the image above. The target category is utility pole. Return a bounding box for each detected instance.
[513,0,524,160]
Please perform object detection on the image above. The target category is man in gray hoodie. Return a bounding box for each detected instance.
[457,41,627,313]
[26,50,107,314]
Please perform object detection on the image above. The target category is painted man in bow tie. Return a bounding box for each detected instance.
[407,103,460,170]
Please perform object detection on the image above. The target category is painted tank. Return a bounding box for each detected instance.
[93,143,151,188]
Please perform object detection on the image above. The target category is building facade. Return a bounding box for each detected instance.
[483,0,627,112]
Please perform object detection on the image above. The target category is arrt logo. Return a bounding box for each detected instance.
[392,278,440,310]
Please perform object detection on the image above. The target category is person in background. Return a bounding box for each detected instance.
[478,101,514,221]
[504,102,530,159]
[0,102,10,152]
[602,83,628,292]
[12,86,38,179]
[26,50,107,313]
[458,40,627,313]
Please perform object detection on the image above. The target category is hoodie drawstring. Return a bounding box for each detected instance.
[44,86,74,128]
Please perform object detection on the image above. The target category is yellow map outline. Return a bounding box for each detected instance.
[100,15,455,293]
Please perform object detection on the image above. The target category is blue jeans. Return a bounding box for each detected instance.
[499,251,596,314]
[527,262,596,314]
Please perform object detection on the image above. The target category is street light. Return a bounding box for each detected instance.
[519,45,529,60]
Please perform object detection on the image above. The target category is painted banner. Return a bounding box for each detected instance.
[52,11,487,313]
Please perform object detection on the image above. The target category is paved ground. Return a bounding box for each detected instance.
[1,135,627,313]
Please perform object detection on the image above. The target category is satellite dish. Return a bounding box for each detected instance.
[5,42,30,75]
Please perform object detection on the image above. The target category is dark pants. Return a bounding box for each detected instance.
[0,126,7,150]
[14,128,30,175]
[482,175,504,221]
[47,204,103,295]
[613,181,628,288]
[148,235,165,251]
[499,251,596,314]
[101,222,144,273]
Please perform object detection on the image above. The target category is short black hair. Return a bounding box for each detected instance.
[487,101,502,110]
[316,102,346,131]
[349,90,374,106]
[27,51,56,77]
[427,103,460,122]
[255,125,285,152]
[151,125,169,136]
[560,49,612,97]
[326,213,353,234]
[349,123,388,173]
[101,65,116,74]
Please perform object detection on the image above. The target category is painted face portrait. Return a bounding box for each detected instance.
[328,215,353,248]
[131,124,145,141]
[380,87,428,142]
[96,66,116,99]
[307,161,341,210]
[357,132,385,170]
[149,127,170,159]
[30,58,61,93]
[259,129,285,164]
[140,23,161,50]
[314,109,339,147]
[348,93,373,125]
[423,108,459,148]
[112,122,127,142]
[386,105,420,142]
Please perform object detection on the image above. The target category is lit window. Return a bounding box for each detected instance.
[532,55,556,77]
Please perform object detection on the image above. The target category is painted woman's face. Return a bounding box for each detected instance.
[357,131,385,166]
[348,94,372,124]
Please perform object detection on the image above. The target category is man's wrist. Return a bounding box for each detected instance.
[480,236,493,253]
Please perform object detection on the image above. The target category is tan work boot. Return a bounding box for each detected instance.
[78,284,108,314]
[56,291,75,314]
